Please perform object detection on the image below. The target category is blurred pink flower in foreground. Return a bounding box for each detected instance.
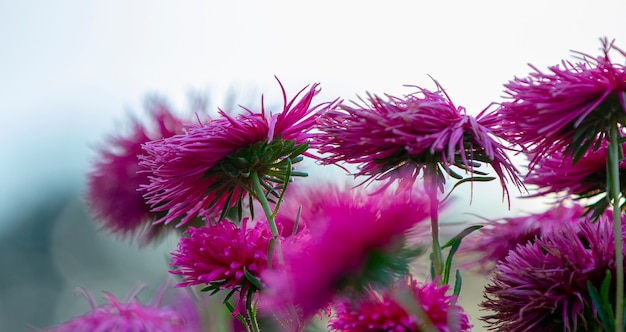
[498,38,626,166]
[329,278,471,332]
[86,98,185,244]
[262,185,431,326]
[40,282,200,332]
[141,79,339,226]
[316,81,521,197]
[482,212,624,331]
[460,202,585,272]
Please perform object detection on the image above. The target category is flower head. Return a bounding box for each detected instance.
[481,212,623,331]
[524,143,626,216]
[262,185,430,324]
[316,80,521,199]
[329,278,472,332]
[170,219,272,309]
[40,282,199,332]
[498,38,626,165]
[141,79,339,226]
[461,202,585,272]
[86,98,185,244]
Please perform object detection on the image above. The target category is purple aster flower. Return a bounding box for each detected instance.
[170,219,272,311]
[86,97,186,244]
[329,278,472,332]
[316,80,522,198]
[498,38,626,166]
[141,79,339,226]
[481,212,625,331]
[524,142,626,216]
[39,282,200,332]
[460,202,585,272]
[261,186,431,326]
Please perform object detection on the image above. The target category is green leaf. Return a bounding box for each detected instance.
[243,267,264,290]
[442,225,483,285]
[452,269,462,299]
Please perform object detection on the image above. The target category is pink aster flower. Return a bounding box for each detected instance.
[329,278,471,332]
[481,212,624,331]
[40,282,200,332]
[460,202,585,272]
[262,186,431,326]
[141,79,339,226]
[86,97,186,244]
[524,142,626,216]
[170,219,272,311]
[498,38,626,166]
[316,80,522,198]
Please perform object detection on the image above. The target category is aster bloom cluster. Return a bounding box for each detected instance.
[49,37,626,332]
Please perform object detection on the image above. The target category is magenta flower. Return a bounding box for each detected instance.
[170,219,272,310]
[262,186,431,324]
[141,79,339,226]
[524,143,626,216]
[86,98,186,244]
[460,202,585,272]
[481,212,624,331]
[498,38,626,165]
[40,282,199,332]
[330,278,471,332]
[316,80,521,197]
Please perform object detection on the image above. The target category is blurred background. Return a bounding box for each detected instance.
[2,0,626,330]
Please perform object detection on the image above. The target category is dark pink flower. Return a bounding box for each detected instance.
[461,202,585,272]
[329,278,471,332]
[481,212,624,331]
[40,282,199,332]
[170,219,272,300]
[262,186,430,324]
[141,79,339,226]
[316,80,521,199]
[498,38,626,166]
[524,143,626,215]
[86,97,185,244]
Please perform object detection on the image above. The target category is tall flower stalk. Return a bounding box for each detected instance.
[608,124,624,330]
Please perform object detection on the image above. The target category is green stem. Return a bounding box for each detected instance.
[609,124,624,332]
[246,288,261,332]
[250,170,283,264]
[426,168,444,281]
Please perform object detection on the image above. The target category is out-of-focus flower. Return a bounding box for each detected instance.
[481,213,623,331]
[141,79,339,226]
[86,98,186,244]
[316,80,521,198]
[460,202,585,272]
[329,278,471,332]
[262,186,430,326]
[170,219,272,311]
[40,282,200,332]
[524,143,626,216]
[498,38,626,166]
